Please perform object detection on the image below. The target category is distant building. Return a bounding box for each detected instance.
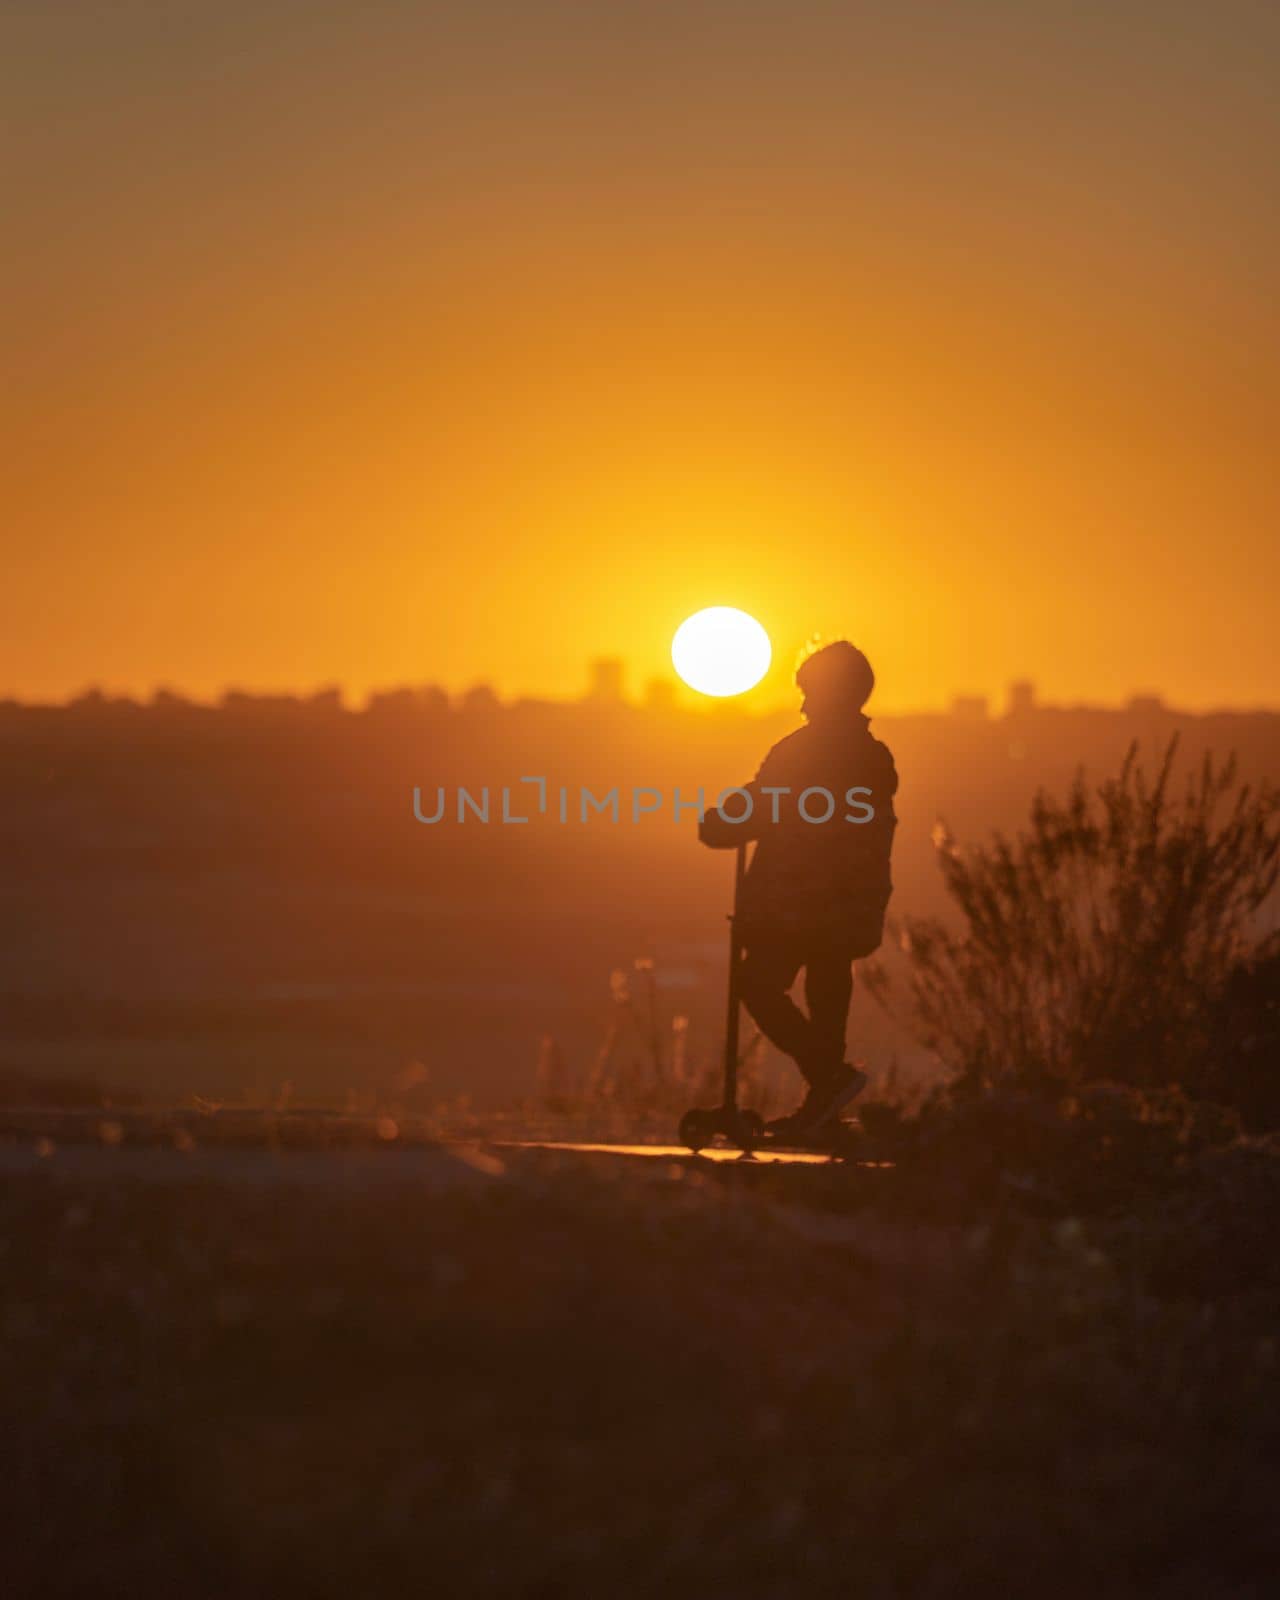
[1127,693,1167,715]
[643,677,676,712]
[460,683,500,715]
[588,658,626,703]
[366,687,416,716]
[950,695,988,720]
[1007,680,1036,717]
[365,685,449,718]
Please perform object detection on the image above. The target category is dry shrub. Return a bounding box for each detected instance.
[890,740,1280,1096]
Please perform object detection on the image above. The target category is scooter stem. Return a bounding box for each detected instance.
[722,842,747,1112]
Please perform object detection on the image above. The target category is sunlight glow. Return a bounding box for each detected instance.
[671,607,772,698]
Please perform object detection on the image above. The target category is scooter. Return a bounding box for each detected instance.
[677,843,862,1159]
[677,843,767,1154]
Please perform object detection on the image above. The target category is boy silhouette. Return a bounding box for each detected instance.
[699,641,897,1135]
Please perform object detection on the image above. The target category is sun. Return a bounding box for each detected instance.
[671,607,772,697]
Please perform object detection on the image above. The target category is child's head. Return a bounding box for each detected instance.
[796,640,874,719]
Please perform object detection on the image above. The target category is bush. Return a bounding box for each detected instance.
[890,740,1280,1097]
[855,1081,1242,1218]
[1206,944,1280,1129]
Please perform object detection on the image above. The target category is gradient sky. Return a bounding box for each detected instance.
[4,1,1278,710]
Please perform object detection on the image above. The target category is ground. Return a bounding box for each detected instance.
[3,1114,1280,1597]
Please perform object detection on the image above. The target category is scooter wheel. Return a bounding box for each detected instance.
[678,1109,717,1153]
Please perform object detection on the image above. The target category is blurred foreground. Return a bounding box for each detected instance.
[5,1092,1280,1597]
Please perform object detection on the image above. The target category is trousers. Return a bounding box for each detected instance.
[737,936,856,1086]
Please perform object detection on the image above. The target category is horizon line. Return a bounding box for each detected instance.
[4,683,1280,721]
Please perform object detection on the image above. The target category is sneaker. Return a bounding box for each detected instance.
[765,1065,868,1142]
[791,1063,868,1134]
[763,1072,832,1138]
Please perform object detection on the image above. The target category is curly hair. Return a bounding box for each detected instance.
[795,639,875,710]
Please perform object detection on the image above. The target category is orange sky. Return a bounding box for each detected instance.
[4,2,1278,711]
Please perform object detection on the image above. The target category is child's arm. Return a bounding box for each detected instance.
[698,799,758,848]
[697,743,786,848]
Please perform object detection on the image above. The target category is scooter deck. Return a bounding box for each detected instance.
[496,1139,839,1166]
[748,1122,864,1160]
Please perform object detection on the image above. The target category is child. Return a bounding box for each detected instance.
[699,640,897,1135]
